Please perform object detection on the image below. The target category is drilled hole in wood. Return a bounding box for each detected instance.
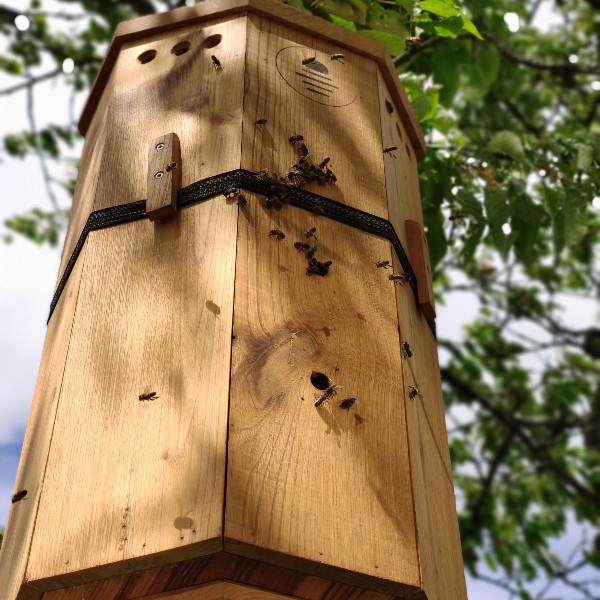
[171,41,191,56]
[201,34,222,49]
[137,49,157,64]
[405,142,412,162]
[396,123,403,141]
[310,371,330,390]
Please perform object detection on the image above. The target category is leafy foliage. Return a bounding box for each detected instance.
[0,0,599,598]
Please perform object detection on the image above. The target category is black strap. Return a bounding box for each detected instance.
[49,169,435,336]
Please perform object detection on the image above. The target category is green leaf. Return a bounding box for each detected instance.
[487,130,527,162]
[461,15,483,39]
[418,0,461,18]
[319,0,367,24]
[576,144,593,172]
[475,43,500,88]
[4,134,28,158]
[360,29,405,54]
[366,3,409,36]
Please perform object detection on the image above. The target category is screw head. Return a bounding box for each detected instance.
[154,171,164,179]
[155,143,165,150]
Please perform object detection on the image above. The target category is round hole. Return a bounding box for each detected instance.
[310,371,330,390]
[405,142,412,162]
[395,123,403,141]
[201,34,222,49]
[171,41,191,56]
[138,49,157,64]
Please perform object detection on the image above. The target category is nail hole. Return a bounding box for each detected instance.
[405,142,412,162]
[171,41,191,56]
[137,49,157,64]
[201,34,222,49]
[396,123,403,141]
[310,371,330,390]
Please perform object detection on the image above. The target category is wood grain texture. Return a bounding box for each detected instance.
[378,72,468,600]
[40,553,401,600]
[225,190,420,594]
[25,15,247,590]
[78,0,424,161]
[405,220,436,320]
[0,254,87,600]
[147,132,181,221]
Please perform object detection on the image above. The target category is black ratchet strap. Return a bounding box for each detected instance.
[48,169,435,336]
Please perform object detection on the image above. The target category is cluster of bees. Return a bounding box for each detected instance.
[251,134,337,210]
[268,226,333,277]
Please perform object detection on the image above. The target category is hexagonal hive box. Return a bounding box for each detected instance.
[0,2,467,599]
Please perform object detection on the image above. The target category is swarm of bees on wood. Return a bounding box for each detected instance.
[293,228,333,277]
[252,134,337,211]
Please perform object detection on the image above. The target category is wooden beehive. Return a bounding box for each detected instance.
[0,1,467,599]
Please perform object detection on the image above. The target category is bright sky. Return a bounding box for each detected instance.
[0,2,597,599]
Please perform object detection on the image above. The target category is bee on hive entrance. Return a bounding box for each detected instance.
[139,391,158,401]
[375,260,392,269]
[289,134,304,144]
[385,99,394,114]
[383,146,398,158]
[315,385,342,407]
[389,273,410,285]
[339,397,356,411]
[402,342,413,358]
[211,55,222,70]
[165,162,177,172]
[269,229,286,241]
[330,53,345,63]
[302,55,316,65]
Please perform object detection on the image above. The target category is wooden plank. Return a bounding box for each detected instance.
[377,71,468,600]
[78,0,424,161]
[146,132,181,221]
[135,581,296,600]
[0,253,88,600]
[40,553,398,600]
[241,14,389,219]
[225,192,420,595]
[25,15,247,589]
[405,219,436,320]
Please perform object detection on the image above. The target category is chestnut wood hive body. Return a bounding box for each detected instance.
[0,1,467,599]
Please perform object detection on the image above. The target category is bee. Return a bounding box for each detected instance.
[383,146,398,158]
[165,162,177,172]
[294,241,311,252]
[408,386,420,399]
[289,134,304,143]
[255,118,267,126]
[318,157,330,169]
[11,489,27,503]
[315,384,342,407]
[305,245,317,260]
[223,187,239,198]
[389,273,410,285]
[325,168,337,183]
[305,227,318,240]
[254,168,270,181]
[302,55,316,65]
[402,342,413,358]
[330,53,345,63]
[375,260,392,269]
[385,99,394,114]
[269,229,285,240]
[298,143,309,157]
[139,391,158,401]
[405,36,421,45]
[307,259,332,276]
[339,397,356,411]
[237,194,248,206]
[211,55,222,70]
